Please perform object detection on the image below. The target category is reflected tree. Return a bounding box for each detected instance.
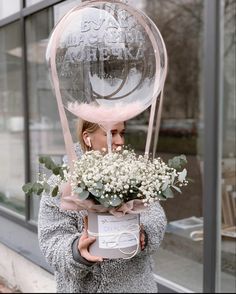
[145,0,203,120]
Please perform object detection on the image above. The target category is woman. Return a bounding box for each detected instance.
[38,119,167,293]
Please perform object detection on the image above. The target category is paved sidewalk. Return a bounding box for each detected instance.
[0,278,21,293]
[0,284,13,293]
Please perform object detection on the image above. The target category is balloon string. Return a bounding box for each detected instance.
[106,129,112,154]
[49,8,78,171]
[145,88,165,157]
[98,123,113,154]
[145,96,157,156]
[118,2,167,158]
[152,88,165,159]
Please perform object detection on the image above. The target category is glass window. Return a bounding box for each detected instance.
[25,0,43,6]
[53,0,82,24]
[25,8,62,221]
[0,0,21,20]
[221,0,236,292]
[0,21,25,215]
[26,4,82,220]
[125,0,204,292]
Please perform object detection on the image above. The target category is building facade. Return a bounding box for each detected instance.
[0,0,235,293]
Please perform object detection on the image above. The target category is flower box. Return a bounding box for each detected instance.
[88,211,140,259]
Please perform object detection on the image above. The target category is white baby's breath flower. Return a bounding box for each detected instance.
[61,148,188,208]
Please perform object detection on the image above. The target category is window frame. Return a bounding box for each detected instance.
[0,0,225,292]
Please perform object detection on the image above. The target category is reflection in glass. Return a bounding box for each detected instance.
[221,1,236,292]
[0,22,25,214]
[0,0,21,20]
[26,0,43,6]
[125,0,204,292]
[26,6,81,221]
[53,0,82,25]
[26,8,65,221]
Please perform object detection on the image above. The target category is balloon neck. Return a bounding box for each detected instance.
[106,129,112,154]
[99,123,116,154]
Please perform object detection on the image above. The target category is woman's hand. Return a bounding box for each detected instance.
[140,224,148,251]
[78,216,103,263]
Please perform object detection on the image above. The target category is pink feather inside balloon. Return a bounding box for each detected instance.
[67,101,145,126]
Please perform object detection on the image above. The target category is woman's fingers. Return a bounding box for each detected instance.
[81,250,103,263]
[79,235,96,249]
[140,233,145,250]
[78,231,103,262]
[140,223,146,250]
[83,215,88,231]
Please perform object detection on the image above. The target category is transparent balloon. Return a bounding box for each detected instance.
[46,0,167,131]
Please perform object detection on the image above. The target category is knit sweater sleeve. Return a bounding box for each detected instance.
[140,201,167,254]
[38,191,98,279]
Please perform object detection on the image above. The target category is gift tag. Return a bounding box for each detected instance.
[97,214,139,249]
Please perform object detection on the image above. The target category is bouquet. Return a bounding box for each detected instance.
[23,147,188,258]
[22,147,188,211]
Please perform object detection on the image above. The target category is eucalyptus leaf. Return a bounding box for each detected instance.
[157,194,167,200]
[99,199,111,208]
[45,158,56,170]
[32,182,44,195]
[96,197,107,207]
[80,181,86,189]
[22,182,33,193]
[172,185,182,193]
[52,166,60,175]
[109,197,122,207]
[37,188,44,195]
[178,168,187,182]
[52,186,59,197]
[39,156,47,164]
[26,191,33,197]
[43,182,51,194]
[74,187,83,194]
[90,189,102,198]
[168,155,187,171]
[162,187,174,198]
[161,181,169,191]
[96,182,104,190]
[77,190,89,200]
[59,169,64,179]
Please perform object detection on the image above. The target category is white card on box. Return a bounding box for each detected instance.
[97,214,139,249]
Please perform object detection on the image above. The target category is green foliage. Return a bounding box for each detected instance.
[76,190,90,200]
[52,186,59,197]
[89,189,102,198]
[22,152,189,208]
[22,156,66,197]
[32,182,44,195]
[109,196,122,207]
[22,182,34,197]
[156,193,168,201]
[168,154,187,171]
[162,187,174,198]
[39,156,67,180]
[22,182,44,197]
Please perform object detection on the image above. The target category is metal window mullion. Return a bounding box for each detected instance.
[21,0,31,222]
[203,0,224,293]
[0,0,64,28]
[0,12,21,27]
[22,0,64,17]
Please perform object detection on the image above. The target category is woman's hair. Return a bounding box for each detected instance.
[76,118,100,152]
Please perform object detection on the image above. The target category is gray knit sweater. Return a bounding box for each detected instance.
[38,146,167,293]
